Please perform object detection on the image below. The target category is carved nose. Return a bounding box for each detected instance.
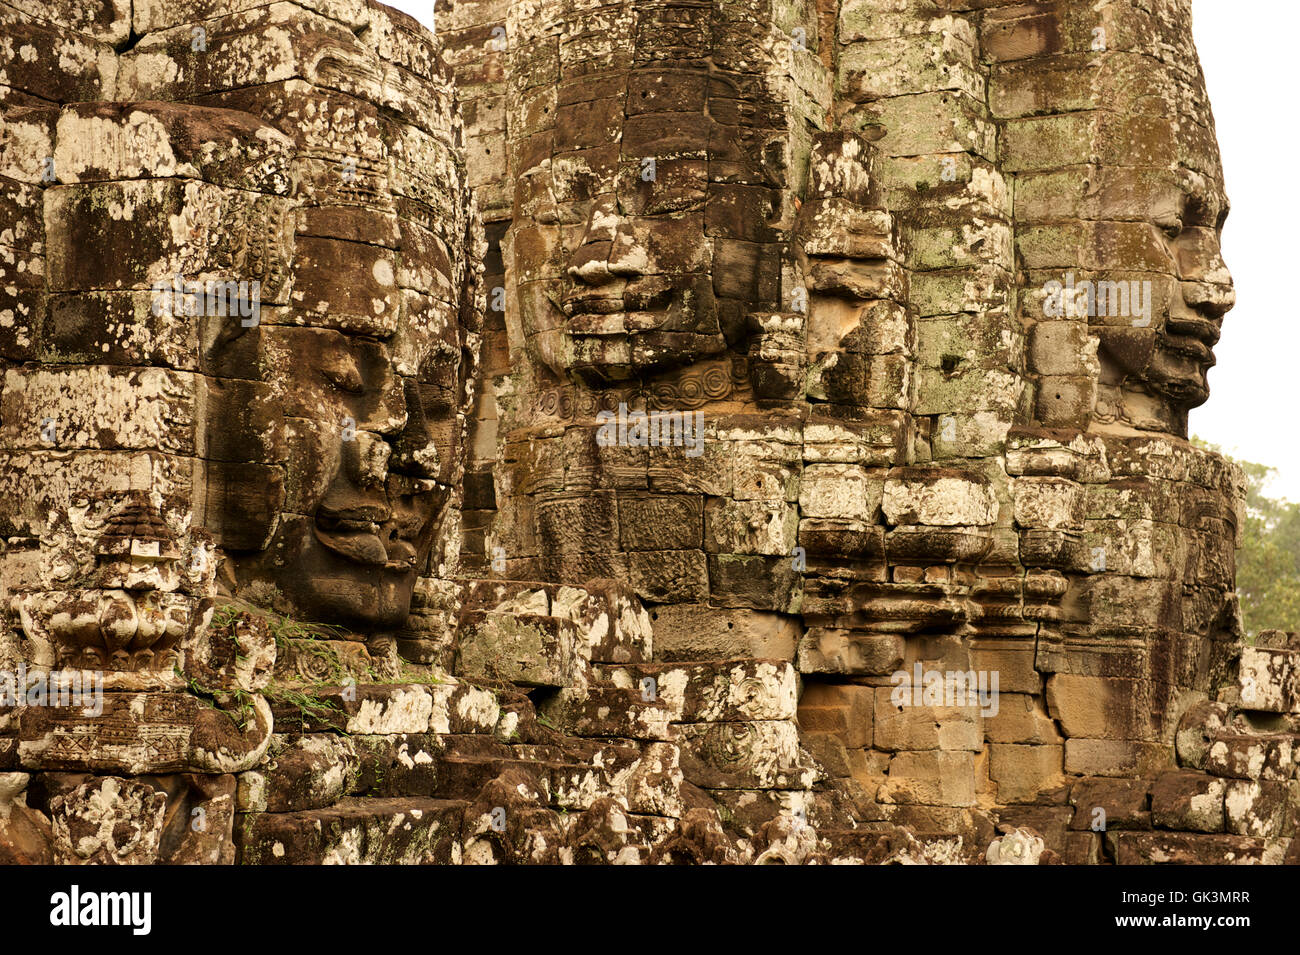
[390,378,440,479]
[1176,227,1233,291]
[348,432,392,490]
[568,241,616,285]
[1183,279,1235,319]
[607,231,647,279]
[357,368,408,439]
[566,197,645,285]
[566,235,647,285]
[1170,225,1234,325]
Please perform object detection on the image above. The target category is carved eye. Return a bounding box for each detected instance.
[1185,192,1219,231]
[534,200,563,226]
[1155,214,1183,240]
[568,176,593,203]
[322,353,364,394]
[643,185,706,216]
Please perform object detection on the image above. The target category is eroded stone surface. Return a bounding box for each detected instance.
[0,0,1289,866]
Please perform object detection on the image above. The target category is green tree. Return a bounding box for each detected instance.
[1195,438,1300,635]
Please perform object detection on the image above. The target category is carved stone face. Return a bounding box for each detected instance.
[0,7,480,655]
[1148,169,1232,406]
[220,109,474,629]
[513,135,720,383]
[506,0,794,385]
[48,5,482,635]
[248,305,460,629]
[1017,42,1235,437]
[1092,165,1233,430]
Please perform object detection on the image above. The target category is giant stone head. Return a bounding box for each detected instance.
[441,0,1248,838]
[0,2,483,651]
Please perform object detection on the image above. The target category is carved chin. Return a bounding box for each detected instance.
[294,560,419,629]
[1147,344,1212,407]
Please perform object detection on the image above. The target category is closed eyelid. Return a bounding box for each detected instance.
[1184,194,1221,229]
[322,353,364,393]
[643,177,706,201]
[534,202,564,225]
[551,168,600,202]
[644,193,705,215]
[1154,212,1183,235]
[628,177,707,215]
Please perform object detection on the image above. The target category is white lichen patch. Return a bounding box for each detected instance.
[346,687,434,734]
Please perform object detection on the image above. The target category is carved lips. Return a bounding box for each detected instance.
[312,501,420,573]
[1152,295,1225,403]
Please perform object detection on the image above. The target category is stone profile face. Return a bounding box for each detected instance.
[0,0,481,777]
[1006,5,1236,436]
[1126,160,1231,423]
[1127,166,1231,418]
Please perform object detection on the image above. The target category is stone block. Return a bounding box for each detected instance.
[988,743,1064,805]
[877,751,976,807]
[873,686,983,752]
[1149,771,1225,833]
[797,629,904,676]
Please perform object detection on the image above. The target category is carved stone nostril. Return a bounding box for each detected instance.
[567,246,615,284]
[350,432,393,488]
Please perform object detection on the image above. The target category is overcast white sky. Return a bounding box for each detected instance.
[1188,1,1298,500]
[389,0,1292,498]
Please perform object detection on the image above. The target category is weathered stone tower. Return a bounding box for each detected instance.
[0,0,1292,864]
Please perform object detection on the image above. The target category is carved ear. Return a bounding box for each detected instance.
[200,310,257,375]
[1095,326,1156,378]
[797,133,895,298]
[806,132,881,208]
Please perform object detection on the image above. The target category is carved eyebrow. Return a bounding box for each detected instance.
[1175,168,1227,223]
[550,160,601,185]
[641,188,706,216]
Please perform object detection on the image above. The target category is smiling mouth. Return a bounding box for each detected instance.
[562,281,676,319]
[1149,330,1215,406]
[1157,308,1221,379]
[1160,333,1215,366]
[314,513,419,572]
[1166,308,1219,350]
[563,295,623,318]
